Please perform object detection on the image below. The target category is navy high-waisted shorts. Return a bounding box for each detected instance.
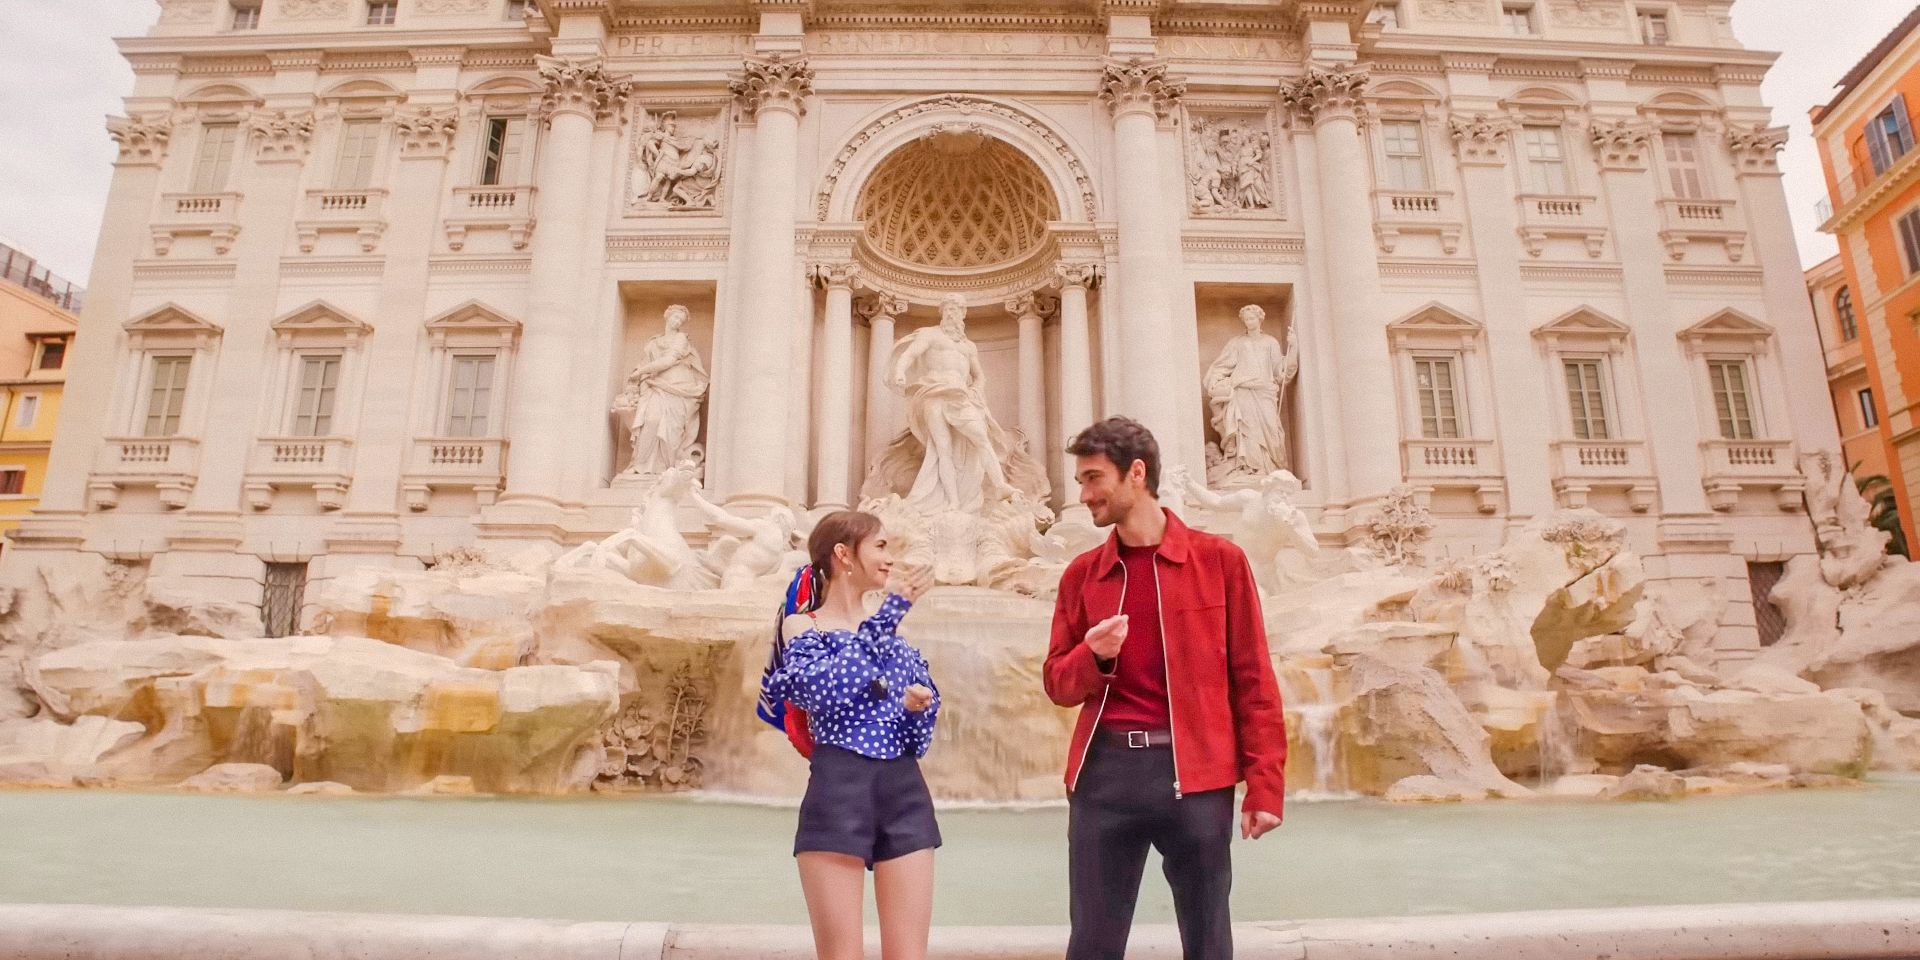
[795,743,941,870]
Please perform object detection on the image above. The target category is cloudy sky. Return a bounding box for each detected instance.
[0,0,1913,285]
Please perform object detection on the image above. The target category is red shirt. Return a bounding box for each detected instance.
[1098,544,1171,731]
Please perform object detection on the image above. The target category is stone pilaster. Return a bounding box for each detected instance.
[1054,262,1102,494]
[1006,290,1056,460]
[859,291,907,481]
[810,261,861,509]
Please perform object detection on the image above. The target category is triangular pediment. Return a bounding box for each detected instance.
[124,303,223,337]
[1390,302,1484,332]
[1533,306,1631,341]
[426,300,521,333]
[1680,308,1773,342]
[271,301,372,337]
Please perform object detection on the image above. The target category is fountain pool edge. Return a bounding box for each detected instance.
[1,900,1915,960]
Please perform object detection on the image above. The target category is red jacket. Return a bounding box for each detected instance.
[1045,508,1288,817]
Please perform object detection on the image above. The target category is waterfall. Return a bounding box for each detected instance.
[1536,692,1577,787]
[1284,661,1351,799]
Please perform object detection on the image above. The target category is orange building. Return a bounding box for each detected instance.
[0,241,79,548]
[1815,6,1920,550]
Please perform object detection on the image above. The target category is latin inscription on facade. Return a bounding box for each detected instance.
[610,32,1298,62]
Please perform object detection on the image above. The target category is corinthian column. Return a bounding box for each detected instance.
[1283,64,1400,509]
[723,54,814,508]
[1006,290,1055,459]
[1099,58,1186,453]
[810,262,861,509]
[1055,262,1102,492]
[860,291,907,477]
[498,56,629,512]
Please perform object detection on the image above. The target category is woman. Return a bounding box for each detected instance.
[764,509,940,960]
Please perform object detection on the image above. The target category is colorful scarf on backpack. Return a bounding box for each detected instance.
[757,564,820,757]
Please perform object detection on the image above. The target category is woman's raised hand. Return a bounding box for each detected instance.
[886,563,934,603]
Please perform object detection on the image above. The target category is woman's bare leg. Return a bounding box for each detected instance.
[798,852,868,960]
[873,849,934,960]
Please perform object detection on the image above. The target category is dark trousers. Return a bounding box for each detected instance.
[1067,738,1235,960]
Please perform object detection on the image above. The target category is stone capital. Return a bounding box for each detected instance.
[730,55,815,120]
[249,110,316,162]
[537,55,632,125]
[1006,291,1059,321]
[1055,261,1105,290]
[107,114,173,167]
[1448,112,1514,166]
[855,291,908,323]
[1099,58,1185,121]
[1280,63,1370,128]
[1589,118,1655,172]
[1726,123,1789,176]
[808,261,862,290]
[393,106,459,159]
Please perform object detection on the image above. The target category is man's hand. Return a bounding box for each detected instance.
[903,684,934,713]
[1084,614,1128,660]
[1241,810,1281,840]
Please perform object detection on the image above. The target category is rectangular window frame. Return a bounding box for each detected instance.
[287,353,344,438]
[230,2,260,29]
[1660,130,1707,200]
[1562,356,1614,441]
[189,122,240,194]
[1898,206,1920,276]
[442,352,500,438]
[333,118,383,189]
[1868,95,1916,176]
[1502,3,1538,35]
[1521,124,1571,196]
[35,338,66,371]
[140,353,194,438]
[1637,8,1670,45]
[366,0,398,25]
[1859,387,1880,429]
[1380,119,1431,191]
[14,394,39,431]
[479,115,530,187]
[1411,354,1466,440]
[1706,357,1759,441]
[0,468,24,497]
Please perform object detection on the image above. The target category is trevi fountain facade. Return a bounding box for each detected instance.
[1,0,1918,813]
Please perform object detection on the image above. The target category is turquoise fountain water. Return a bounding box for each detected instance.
[4,781,1918,925]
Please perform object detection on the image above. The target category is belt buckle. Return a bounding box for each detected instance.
[1126,730,1148,749]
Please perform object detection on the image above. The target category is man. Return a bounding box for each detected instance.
[1045,416,1288,960]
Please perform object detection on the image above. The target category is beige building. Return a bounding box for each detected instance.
[10,0,1835,656]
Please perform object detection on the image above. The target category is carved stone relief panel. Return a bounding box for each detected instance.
[280,0,349,19]
[624,103,729,215]
[416,0,488,12]
[1184,110,1280,219]
[1418,0,1490,21]
[158,0,215,23]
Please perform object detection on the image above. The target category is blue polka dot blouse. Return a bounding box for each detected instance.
[766,592,940,760]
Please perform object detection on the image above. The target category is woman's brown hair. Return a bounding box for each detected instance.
[806,509,883,602]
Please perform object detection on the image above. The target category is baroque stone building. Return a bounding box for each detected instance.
[10,0,1833,657]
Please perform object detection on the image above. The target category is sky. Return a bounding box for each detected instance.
[0,0,1913,285]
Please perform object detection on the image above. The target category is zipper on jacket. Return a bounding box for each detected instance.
[1069,563,1126,794]
[1151,557,1182,799]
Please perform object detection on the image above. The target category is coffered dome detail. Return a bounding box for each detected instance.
[854,131,1059,271]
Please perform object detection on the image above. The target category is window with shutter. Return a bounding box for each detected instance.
[1522,125,1570,195]
[1381,120,1429,191]
[143,356,192,437]
[1836,287,1857,341]
[1860,387,1880,429]
[1413,357,1462,439]
[334,119,381,189]
[1899,208,1920,275]
[444,355,496,437]
[1662,132,1705,199]
[481,117,528,186]
[189,123,239,193]
[1707,360,1757,440]
[1564,359,1611,440]
[290,356,341,437]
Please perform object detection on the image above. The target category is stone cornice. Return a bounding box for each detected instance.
[729,54,814,119]
[265,49,326,71]
[1099,58,1185,121]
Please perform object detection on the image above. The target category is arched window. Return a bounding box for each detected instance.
[1836,286,1858,341]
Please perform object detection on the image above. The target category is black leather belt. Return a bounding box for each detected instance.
[1098,728,1173,749]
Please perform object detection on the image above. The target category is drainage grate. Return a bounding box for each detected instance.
[262,561,309,638]
[1746,560,1787,647]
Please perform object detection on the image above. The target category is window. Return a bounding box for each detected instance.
[1503,3,1537,35]
[13,395,38,430]
[1867,95,1916,176]
[444,355,496,437]
[1661,132,1706,199]
[507,0,533,18]
[333,118,382,189]
[1380,120,1430,191]
[1413,357,1462,439]
[1564,359,1611,440]
[36,338,66,371]
[1899,208,1920,275]
[143,356,191,437]
[262,561,309,638]
[1369,1,1401,28]
[1707,360,1757,440]
[1836,287,1858,341]
[1748,560,1787,646]
[1860,387,1880,429]
[480,116,528,186]
[1638,9,1670,44]
[230,2,259,29]
[0,469,23,496]
[366,1,397,25]
[1522,124,1570,195]
[189,122,239,194]
[290,356,341,436]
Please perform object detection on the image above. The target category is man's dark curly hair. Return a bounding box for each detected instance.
[1065,416,1160,497]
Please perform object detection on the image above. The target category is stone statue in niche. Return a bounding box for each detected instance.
[613,304,708,480]
[862,293,1049,515]
[1204,304,1299,485]
[632,109,722,211]
[1187,116,1274,215]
